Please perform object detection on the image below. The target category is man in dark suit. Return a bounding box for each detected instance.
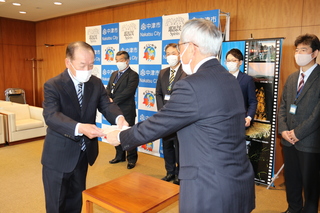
[156,43,186,184]
[107,19,255,212]
[106,51,139,169]
[41,41,127,213]
[225,48,257,127]
[278,34,320,213]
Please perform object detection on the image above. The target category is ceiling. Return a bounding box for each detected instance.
[0,0,141,22]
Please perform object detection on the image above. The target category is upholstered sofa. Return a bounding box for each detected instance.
[0,101,14,144]
[0,103,47,143]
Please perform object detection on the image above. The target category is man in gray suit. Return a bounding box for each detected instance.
[278,34,320,213]
[107,19,255,212]
[42,41,127,213]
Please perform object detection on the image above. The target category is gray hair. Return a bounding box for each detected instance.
[180,19,222,56]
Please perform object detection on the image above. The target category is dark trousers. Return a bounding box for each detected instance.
[283,146,320,213]
[42,151,88,213]
[114,145,138,164]
[162,133,179,175]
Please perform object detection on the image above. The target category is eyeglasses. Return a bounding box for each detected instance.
[177,42,199,52]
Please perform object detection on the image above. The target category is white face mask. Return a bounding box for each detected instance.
[226,62,239,72]
[116,62,127,71]
[295,53,314,67]
[166,55,179,67]
[70,62,92,83]
[180,43,193,75]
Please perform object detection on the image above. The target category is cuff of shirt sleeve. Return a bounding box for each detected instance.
[115,115,124,125]
[75,123,83,136]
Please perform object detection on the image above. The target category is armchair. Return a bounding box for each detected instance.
[0,104,47,143]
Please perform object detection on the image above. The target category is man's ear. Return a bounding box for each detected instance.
[312,49,319,60]
[65,58,71,68]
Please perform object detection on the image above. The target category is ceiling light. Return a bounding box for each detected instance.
[54,2,62,5]
[13,2,21,6]
[0,0,6,3]
[19,11,26,14]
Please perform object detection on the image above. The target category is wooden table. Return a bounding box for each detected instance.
[82,172,179,213]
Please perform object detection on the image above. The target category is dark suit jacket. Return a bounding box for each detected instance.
[278,64,320,153]
[237,71,257,119]
[41,69,122,173]
[119,59,255,212]
[156,65,187,110]
[106,67,139,126]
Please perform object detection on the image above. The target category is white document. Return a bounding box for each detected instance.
[101,125,130,143]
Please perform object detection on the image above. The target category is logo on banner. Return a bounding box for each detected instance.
[102,27,118,35]
[104,47,115,62]
[142,90,155,107]
[141,143,153,151]
[122,23,137,40]
[143,44,157,61]
[87,28,100,44]
[165,17,184,37]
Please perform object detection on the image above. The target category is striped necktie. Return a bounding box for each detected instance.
[77,83,86,151]
[77,83,83,108]
[168,69,175,92]
[297,73,305,95]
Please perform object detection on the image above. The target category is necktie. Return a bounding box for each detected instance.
[297,73,305,95]
[168,70,175,92]
[113,71,123,84]
[77,83,83,108]
[77,83,86,151]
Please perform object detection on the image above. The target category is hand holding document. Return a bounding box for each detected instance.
[101,125,130,146]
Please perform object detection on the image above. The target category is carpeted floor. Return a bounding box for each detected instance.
[0,139,288,213]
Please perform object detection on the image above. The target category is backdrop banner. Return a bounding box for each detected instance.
[221,38,283,185]
[86,9,220,157]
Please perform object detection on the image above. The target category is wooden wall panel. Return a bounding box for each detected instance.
[64,13,87,43]
[145,0,187,18]
[36,21,47,47]
[302,0,320,26]
[113,2,146,23]
[2,44,36,104]
[45,18,66,45]
[0,18,36,103]
[1,18,36,45]
[86,8,114,26]
[237,0,303,30]
[36,45,66,106]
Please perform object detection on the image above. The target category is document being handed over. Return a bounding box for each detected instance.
[101,125,130,144]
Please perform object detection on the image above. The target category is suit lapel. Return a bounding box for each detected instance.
[82,80,94,115]
[296,65,320,104]
[61,70,82,115]
[163,68,170,90]
[237,71,245,83]
[109,71,117,85]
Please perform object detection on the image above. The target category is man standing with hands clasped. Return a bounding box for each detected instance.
[156,43,186,184]
[278,34,320,213]
[106,19,255,212]
[106,51,139,169]
[41,41,127,213]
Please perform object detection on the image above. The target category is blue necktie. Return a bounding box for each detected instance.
[77,83,86,151]
[113,71,123,84]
